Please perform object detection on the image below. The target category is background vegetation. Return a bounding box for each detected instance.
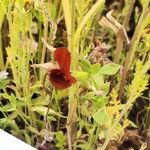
[0,0,150,149]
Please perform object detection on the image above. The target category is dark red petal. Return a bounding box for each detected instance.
[54,47,71,76]
[49,69,76,89]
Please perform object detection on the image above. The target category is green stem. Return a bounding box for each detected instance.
[0,31,4,70]
[72,0,104,70]
[40,13,48,80]
[61,0,76,149]
[74,0,104,50]
[41,16,48,64]
[37,21,43,63]
[62,1,105,149]
[61,0,72,42]
[119,8,150,98]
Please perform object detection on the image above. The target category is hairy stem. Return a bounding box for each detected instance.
[40,14,48,78]
[62,0,76,149]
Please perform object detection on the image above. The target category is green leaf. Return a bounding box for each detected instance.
[72,71,89,80]
[100,82,110,95]
[93,107,111,126]
[21,130,32,145]
[0,0,9,28]
[80,101,94,116]
[79,60,91,73]
[98,63,121,75]
[32,95,49,106]
[82,92,107,108]
[55,131,66,149]
[0,79,9,90]
[139,0,150,8]
[0,118,19,131]
[32,10,44,22]
[91,63,101,75]
[92,74,104,89]
[93,96,108,108]
[2,93,17,109]
[50,3,57,20]
[0,104,15,112]
[31,106,66,118]
[27,125,40,135]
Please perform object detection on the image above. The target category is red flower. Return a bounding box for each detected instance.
[49,47,76,89]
